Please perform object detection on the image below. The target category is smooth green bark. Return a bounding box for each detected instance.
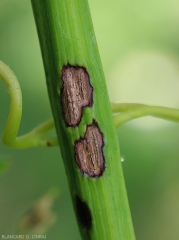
[31,1,135,239]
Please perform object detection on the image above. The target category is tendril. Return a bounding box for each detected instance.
[111,102,179,127]
[0,60,58,149]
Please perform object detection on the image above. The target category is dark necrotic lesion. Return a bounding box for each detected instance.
[75,196,92,231]
[75,120,105,178]
[61,65,93,127]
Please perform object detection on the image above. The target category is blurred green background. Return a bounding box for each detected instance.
[1,0,179,239]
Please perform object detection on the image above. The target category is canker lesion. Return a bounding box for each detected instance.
[75,121,105,177]
[61,65,93,127]
[75,195,92,231]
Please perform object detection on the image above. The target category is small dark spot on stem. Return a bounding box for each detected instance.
[75,196,92,231]
[61,64,93,127]
[47,142,52,147]
[75,120,105,177]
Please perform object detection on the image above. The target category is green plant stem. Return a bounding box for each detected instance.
[112,103,179,127]
[31,1,135,240]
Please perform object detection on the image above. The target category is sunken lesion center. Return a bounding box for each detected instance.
[75,121,105,178]
[61,65,93,127]
[61,65,105,177]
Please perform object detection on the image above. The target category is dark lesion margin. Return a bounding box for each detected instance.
[74,120,105,178]
[60,64,94,127]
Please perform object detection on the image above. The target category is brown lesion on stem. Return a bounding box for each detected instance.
[61,64,93,127]
[75,120,105,178]
[75,195,92,231]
